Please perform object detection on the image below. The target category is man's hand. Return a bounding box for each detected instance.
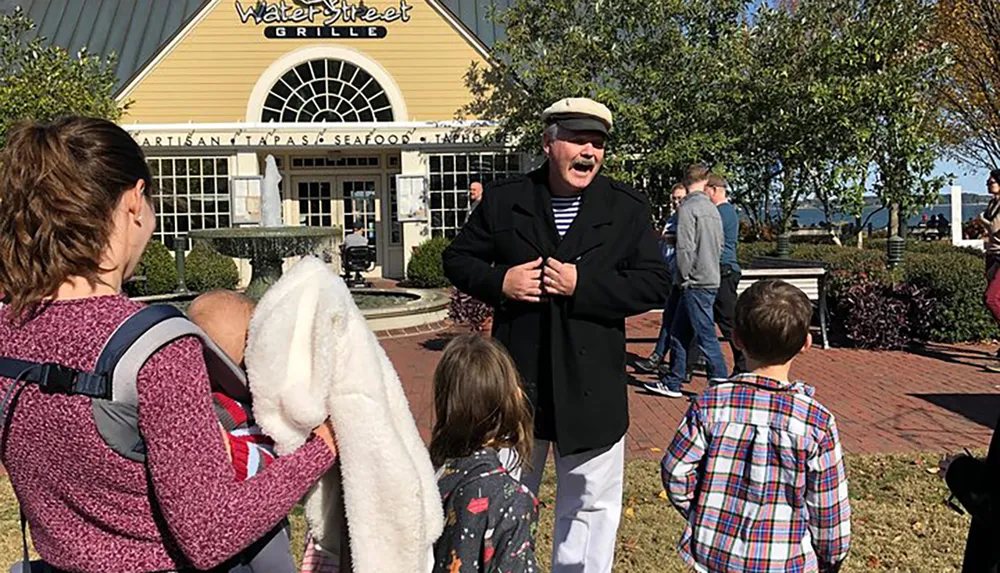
[503,257,544,302]
[543,258,578,296]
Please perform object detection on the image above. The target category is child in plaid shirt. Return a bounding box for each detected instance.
[660,279,851,573]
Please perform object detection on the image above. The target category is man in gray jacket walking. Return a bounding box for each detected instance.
[645,164,727,397]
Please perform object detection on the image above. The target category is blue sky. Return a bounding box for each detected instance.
[936,159,989,196]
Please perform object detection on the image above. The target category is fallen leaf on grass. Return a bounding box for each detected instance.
[624,507,635,518]
[658,490,669,501]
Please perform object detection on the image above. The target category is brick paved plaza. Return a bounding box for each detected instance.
[385,312,1000,460]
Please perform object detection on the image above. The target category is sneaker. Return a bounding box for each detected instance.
[634,352,663,374]
[986,363,1000,373]
[643,381,683,398]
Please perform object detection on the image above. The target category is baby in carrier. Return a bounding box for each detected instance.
[187,290,296,573]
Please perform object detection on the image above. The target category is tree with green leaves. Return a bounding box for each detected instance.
[466,0,950,243]
[463,0,747,214]
[724,0,949,242]
[0,7,124,147]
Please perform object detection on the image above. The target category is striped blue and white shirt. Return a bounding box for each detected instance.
[551,195,582,237]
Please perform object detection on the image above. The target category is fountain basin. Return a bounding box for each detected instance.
[133,287,449,334]
[188,227,338,259]
[189,226,338,299]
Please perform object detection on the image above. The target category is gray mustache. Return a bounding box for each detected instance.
[573,158,597,168]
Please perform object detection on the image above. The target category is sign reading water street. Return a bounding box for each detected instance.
[236,0,412,39]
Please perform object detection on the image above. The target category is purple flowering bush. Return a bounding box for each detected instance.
[832,271,934,350]
[448,289,493,332]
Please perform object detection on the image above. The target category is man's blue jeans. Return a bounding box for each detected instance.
[653,286,681,357]
[660,287,728,388]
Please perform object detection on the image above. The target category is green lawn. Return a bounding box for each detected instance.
[1,452,974,571]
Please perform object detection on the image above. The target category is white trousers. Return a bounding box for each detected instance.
[514,438,626,573]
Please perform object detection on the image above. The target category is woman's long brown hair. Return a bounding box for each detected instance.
[0,116,152,320]
[429,334,533,470]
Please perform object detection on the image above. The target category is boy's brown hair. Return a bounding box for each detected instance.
[430,334,533,470]
[682,163,711,187]
[735,280,812,366]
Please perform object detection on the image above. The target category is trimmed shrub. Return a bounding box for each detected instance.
[903,251,998,343]
[184,240,240,292]
[737,242,885,273]
[448,289,492,332]
[865,238,968,256]
[406,236,451,288]
[125,240,177,296]
[737,242,776,267]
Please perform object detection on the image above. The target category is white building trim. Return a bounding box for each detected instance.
[116,0,220,101]
[124,120,506,150]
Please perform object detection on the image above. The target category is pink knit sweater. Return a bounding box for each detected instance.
[0,295,336,572]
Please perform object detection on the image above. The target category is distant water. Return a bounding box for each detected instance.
[788,205,986,228]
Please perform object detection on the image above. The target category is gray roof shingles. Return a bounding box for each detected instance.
[0,0,210,92]
[0,0,506,94]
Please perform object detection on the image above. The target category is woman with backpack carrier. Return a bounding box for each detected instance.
[0,117,339,573]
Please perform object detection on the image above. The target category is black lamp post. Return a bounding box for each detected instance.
[887,234,904,268]
[776,231,791,258]
[175,234,189,293]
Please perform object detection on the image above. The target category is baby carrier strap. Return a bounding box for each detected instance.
[0,304,250,463]
[1,304,255,573]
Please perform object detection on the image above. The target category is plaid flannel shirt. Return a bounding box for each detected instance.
[660,374,851,573]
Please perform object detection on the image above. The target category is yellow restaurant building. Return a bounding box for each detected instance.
[12,0,526,280]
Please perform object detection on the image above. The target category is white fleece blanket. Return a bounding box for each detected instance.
[245,256,443,573]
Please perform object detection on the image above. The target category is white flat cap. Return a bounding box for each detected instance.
[541,97,613,135]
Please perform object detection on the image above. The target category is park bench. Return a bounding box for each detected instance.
[737,256,830,350]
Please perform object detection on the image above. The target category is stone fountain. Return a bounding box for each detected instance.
[188,154,338,299]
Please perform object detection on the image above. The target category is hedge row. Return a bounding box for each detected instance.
[124,240,239,296]
[406,236,452,288]
[738,240,997,347]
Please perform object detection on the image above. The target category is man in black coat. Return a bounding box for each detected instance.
[442,97,669,572]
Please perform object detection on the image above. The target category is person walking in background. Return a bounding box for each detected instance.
[981,169,1000,371]
[684,173,747,376]
[661,280,851,572]
[635,183,688,375]
[470,181,484,211]
[644,164,727,398]
[443,97,669,573]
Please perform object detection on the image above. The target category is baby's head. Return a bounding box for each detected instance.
[187,290,256,367]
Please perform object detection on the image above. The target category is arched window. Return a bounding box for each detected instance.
[261,59,395,123]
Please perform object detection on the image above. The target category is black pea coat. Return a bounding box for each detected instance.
[442,164,669,455]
